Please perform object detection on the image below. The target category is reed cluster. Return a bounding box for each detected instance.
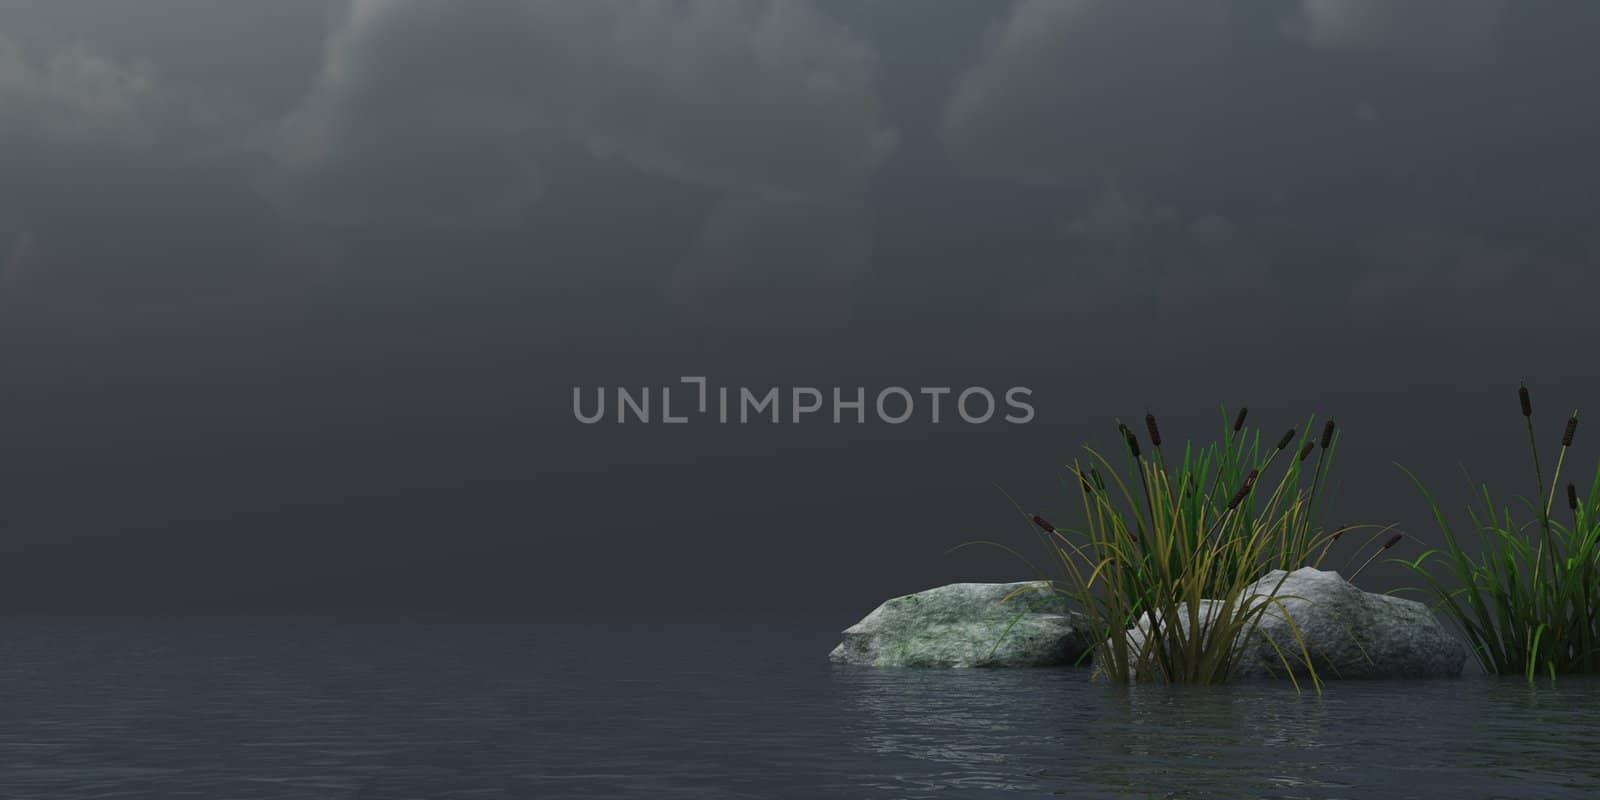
[1401,384,1600,681]
[1028,408,1383,688]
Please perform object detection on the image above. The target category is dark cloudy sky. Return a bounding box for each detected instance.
[1,0,1597,619]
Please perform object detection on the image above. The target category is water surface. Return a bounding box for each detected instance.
[0,623,1594,799]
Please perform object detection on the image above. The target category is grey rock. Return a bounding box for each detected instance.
[830,581,1091,668]
[1234,567,1466,679]
[1116,567,1466,680]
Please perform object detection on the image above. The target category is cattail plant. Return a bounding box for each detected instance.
[1228,469,1260,510]
[1350,532,1404,581]
[1030,405,1350,689]
[1275,428,1296,451]
[1401,384,1600,681]
[1314,523,1354,565]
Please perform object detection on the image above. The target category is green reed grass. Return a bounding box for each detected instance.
[1023,407,1374,689]
[1400,383,1600,682]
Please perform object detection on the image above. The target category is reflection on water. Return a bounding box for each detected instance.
[835,664,1600,799]
[0,624,1597,799]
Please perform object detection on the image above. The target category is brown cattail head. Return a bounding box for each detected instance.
[1146,413,1163,448]
[1276,428,1296,451]
[1520,384,1532,417]
[1124,427,1142,460]
[1320,419,1336,449]
[1227,485,1248,510]
[1032,515,1056,533]
[1569,483,1579,512]
[1233,407,1249,433]
[1228,469,1260,510]
[1298,440,1315,462]
[1381,533,1403,550]
[1564,414,1579,448]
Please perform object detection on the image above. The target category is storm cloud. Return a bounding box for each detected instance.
[940,0,1230,187]
[269,0,897,225]
[0,31,283,314]
[1293,0,1508,69]
[264,0,896,320]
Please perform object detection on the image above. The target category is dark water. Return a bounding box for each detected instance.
[0,623,1596,799]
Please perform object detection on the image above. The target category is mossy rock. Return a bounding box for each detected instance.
[829,581,1091,668]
